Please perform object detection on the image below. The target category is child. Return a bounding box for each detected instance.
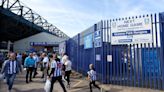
[87,64,100,92]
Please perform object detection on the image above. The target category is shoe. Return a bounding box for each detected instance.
[62,79,65,83]
[26,80,29,83]
[41,76,44,78]
[67,84,70,88]
[34,72,38,77]
[29,80,33,82]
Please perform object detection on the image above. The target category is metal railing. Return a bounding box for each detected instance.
[0,0,68,38]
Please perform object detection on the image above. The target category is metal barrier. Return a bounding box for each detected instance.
[66,13,164,90]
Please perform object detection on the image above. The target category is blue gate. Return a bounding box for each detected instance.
[66,13,164,90]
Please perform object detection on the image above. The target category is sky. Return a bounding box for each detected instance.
[20,0,164,37]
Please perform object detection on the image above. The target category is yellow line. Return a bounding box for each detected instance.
[72,80,83,87]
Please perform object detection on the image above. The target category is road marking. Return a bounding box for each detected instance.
[72,80,83,87]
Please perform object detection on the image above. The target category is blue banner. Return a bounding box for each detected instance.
[84,34,93,49]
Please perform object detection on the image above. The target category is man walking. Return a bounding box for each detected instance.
[24,53,35,83]
[33,52,39,78]
[41,53,49,81]
[49,53,67,92]
[1,53,21,92]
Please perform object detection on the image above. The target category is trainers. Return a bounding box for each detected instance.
[26,80,29,83]
[67,84,70,88]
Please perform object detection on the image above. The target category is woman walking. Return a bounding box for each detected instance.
[64,56,72,88]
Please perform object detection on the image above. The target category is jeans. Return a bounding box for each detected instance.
[6,74,16,90]
[89,81,100,92]
[64,70,71,85]
[50,76,67,92]
[26,67,34,82]
[42,67,49,79]
[33,68,38,78]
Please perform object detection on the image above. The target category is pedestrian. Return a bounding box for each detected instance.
[16,53,22,65]
[49,53,67,92]
[61,52,67,66]
[24,53,35,83]
[87,64,100,92]
[22,52,27,66]
[64,56,72,88]
[16,53,22,71]
[41,53,49,82]
[0,53,21,92]
[39,53,44,72]
[33,52,39,78]
[61,52,67,81]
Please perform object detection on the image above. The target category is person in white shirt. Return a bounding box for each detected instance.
[61,52,67,81]
[41,53,49,81]
[16,53,22,66]
[33,52,39,78]
[64,56,72,87]
[61,52,67,64]
[87,64,100,92]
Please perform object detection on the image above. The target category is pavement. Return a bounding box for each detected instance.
[0,70,164,92]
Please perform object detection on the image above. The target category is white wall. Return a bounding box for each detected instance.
[13,32,66,53]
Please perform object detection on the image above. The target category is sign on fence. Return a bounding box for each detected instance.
[59,41,66,54]
[96,54,101,61]
[107,55,112,62]
[94,30,102,47]
[84,34,93,49]
[111,16,152,45]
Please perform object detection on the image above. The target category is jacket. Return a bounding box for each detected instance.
[24,57,35,67]
[1,60,20,75]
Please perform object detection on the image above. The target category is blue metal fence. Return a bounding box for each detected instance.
[66,13,164,90]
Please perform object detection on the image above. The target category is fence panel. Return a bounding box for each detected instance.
[66,13,164,90]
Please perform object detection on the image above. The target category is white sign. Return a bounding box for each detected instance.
[107,55,112,62]
[96,54,101,61]
[59,42,66,54]
[111,16,152,45]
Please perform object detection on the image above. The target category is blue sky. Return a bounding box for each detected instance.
[20,0,164,37]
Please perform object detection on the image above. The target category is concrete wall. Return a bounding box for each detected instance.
[13,32,66,53]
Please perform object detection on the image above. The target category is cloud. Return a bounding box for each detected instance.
[19,0,164,37]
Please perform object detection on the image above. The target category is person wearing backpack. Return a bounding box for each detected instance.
[1,53,21,92]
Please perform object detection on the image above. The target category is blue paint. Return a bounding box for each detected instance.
[66,15,164,90]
